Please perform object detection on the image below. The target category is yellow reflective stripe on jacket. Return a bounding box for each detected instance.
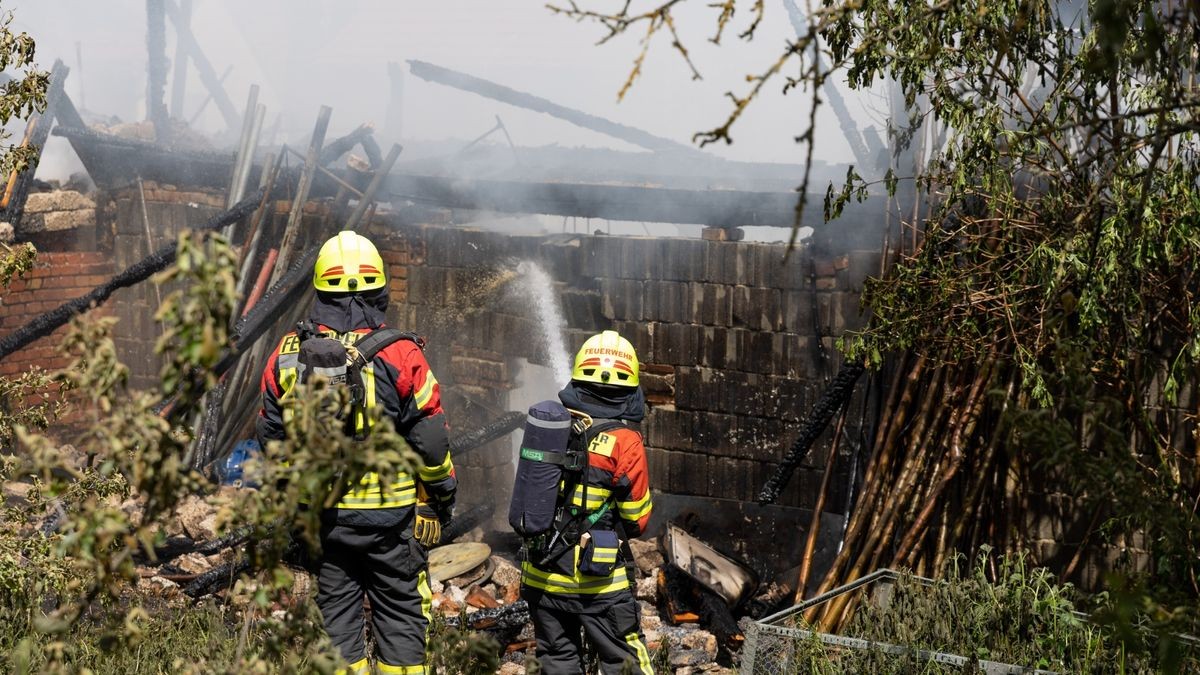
[520,558,630,595]
[413,370,437,410]
[418,451,454,482]
[569,484,612,510]
[618,490,652,521]
[335,472,417,509]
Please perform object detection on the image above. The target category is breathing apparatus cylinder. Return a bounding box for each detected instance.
[508,399,574,537]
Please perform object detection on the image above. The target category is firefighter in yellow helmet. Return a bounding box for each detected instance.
[257,231,455,675]
[520,330,654,674]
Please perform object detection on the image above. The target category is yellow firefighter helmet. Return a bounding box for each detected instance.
[313,231,387,293]
[571,330,639,387]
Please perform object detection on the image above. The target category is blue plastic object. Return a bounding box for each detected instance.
[218,439,261,488]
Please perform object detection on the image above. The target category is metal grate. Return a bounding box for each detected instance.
[740,569,1059,675]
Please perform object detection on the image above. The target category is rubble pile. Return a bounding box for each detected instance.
[121,493,744,673]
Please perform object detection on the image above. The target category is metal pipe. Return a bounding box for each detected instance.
[344,142,402,231]
[241,248,278,317]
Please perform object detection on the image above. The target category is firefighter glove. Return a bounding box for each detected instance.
[414,503,442,547]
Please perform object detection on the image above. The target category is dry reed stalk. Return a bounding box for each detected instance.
[802,358,930,621]
[793,406,851,604]
[818,398,949,630]
[894,362,994,567]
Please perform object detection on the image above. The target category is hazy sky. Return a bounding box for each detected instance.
[11,0,881,168]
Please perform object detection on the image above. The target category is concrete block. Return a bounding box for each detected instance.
[690,282,732,327]
[778,333,812,378]
[674,367,724,412]
[662,238,708,282]
[27,208,95,232]
[655,322,703,366]
[696,326,731,370]
[731,285,783,332]
[24,190,95,213]
[645,446,671,490]
[646,408,693,450]
[642,280,689,323]
[668,449,708,497]
[581,235,623,279]
[561,289,602,329]
[600,278,643,320]
[702,241,736,285]
[782,285,820,333]
[733,414,786,462]
[692,411,737,454]
[618,237,657,280]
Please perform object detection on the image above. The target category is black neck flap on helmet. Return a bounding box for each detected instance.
[309,286,389,333]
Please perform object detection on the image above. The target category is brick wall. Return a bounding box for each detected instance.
[0,250,114,418]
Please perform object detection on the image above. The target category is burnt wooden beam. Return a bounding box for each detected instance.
[169,0,192,119]
[146,0,170,141]
[51,124,884,240]
[163,0,240,132]
[1,60,71,226]
[408,59,700,156]
[385,173,825,230]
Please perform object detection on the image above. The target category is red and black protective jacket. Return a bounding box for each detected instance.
[256,323,456,527]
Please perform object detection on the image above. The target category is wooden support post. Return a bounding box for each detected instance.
[169,0,192,119]
[145,0,170,142]
[163,0,240,132]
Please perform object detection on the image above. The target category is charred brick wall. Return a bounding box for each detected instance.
[101,183,226,392]
[371,220,881,573]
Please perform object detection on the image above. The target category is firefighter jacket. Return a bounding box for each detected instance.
[521,422,653,604]
[256,323,456,528]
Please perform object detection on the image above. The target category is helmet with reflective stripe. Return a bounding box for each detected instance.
[571,330,639,387]
[313,231,386,293]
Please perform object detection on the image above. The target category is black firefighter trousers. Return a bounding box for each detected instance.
[525,588,654,675]
[316,521,431,673]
